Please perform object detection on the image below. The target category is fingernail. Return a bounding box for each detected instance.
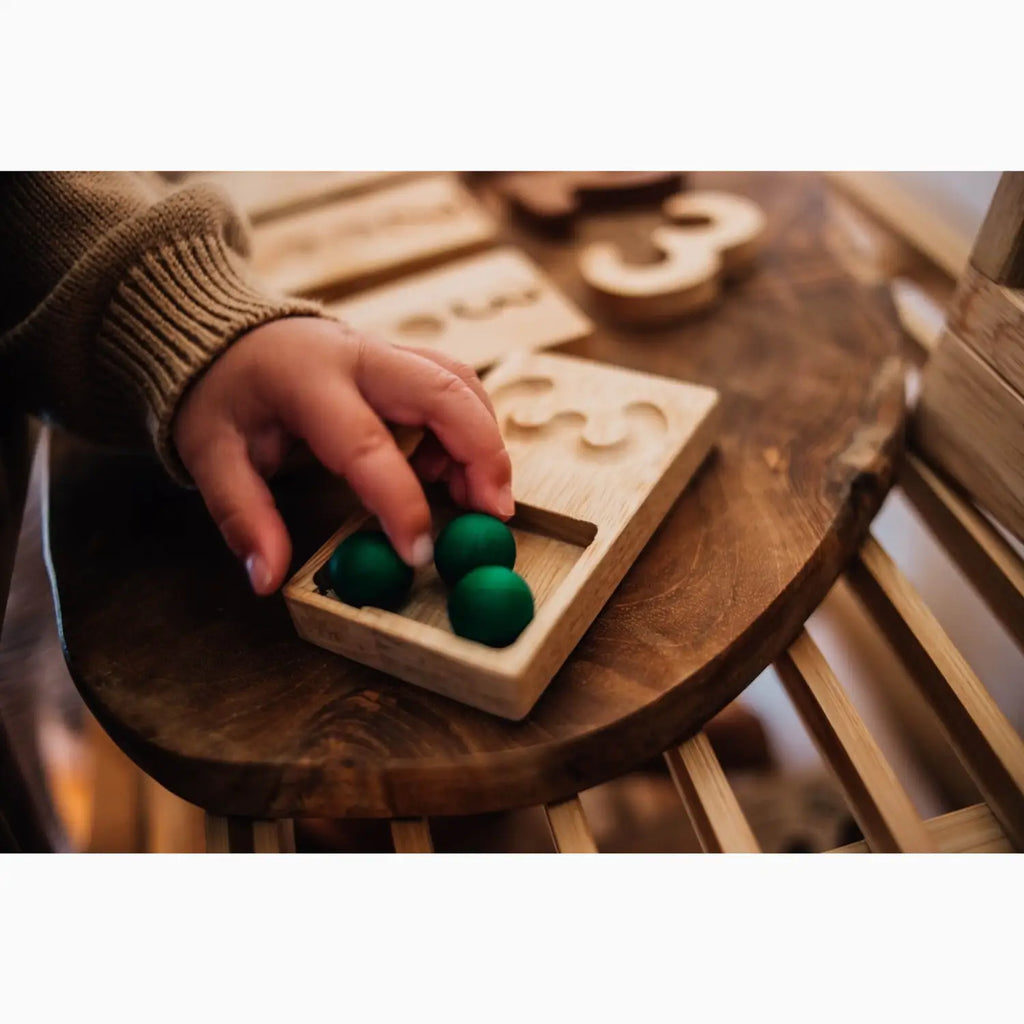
[410,533,434,568]
[245,553,272,594]
[497,485,515,519]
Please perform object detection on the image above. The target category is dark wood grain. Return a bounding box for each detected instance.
[45,172,906,819]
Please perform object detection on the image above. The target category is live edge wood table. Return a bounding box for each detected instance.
[45,172,906,851]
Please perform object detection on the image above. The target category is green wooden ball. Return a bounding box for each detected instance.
[448,566,534,648]
[434,513,516,586]
[328,531,413,611]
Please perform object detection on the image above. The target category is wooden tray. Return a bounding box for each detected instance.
[284,352,721,719]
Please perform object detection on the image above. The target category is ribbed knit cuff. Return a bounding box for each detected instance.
[97,231,322,484]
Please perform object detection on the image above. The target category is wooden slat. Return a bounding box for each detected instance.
[204,814,231,853]
[901,453,1024,648]
[890,277,946,355]
[143,777,206,853]
[390,818,434,853]
[664,733,760,852]
[848,536,1024,849]
[969,172,1024,287]
[544,796,598,853]
[912,329,1024,546]
[927,803,1012,852]
[86,714,145,853]
[204,815,292,853]
[831,803,1012,854]
[277,819,297,854]
[824,579,982,812]
[252,820,286,853]
[944,266,1024,397]
[776,630,935,852]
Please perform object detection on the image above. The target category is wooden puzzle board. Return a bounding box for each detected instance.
[326,247,594,370]
[250,175,498,297]
[187,171,415,221]
[285,352,721,719]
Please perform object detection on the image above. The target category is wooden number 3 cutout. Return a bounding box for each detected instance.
[579,191,766,326]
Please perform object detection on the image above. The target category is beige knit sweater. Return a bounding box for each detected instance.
[0,172,321,479]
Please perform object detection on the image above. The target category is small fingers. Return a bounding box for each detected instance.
[184,429,292,596]
[290,380,435,566]
[398,346,498,420]
[355,343,513,519]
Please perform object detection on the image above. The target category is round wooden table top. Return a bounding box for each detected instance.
[46,172,906,819]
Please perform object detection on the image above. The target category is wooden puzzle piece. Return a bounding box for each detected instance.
[485,354,717,520]
[579,190,767,325]
[497,171,687,233]
[250,175,498,298]
[327,248,593,369]
[491,376,669,462]
[285,352,721,719]
[173,171,414,222]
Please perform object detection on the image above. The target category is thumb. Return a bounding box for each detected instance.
[184,430,293,596]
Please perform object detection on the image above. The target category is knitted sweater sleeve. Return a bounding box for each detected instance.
[0,172,322,480]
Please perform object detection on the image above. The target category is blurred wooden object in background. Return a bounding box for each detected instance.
[914,172,1024,544]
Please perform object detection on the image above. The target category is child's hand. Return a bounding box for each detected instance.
[172,317,513,596]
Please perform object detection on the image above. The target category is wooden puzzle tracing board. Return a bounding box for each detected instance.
[251,175,497,297]
[327,248,594,369]
[185,171,416,222]
[285,352,721,719]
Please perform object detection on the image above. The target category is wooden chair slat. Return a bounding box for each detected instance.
[943,266,1024,397]
[204,815,293,853]
[848,536,1024,849]
[831,802,1012,854]
[925,802,1013,853]
[776,630,935,852]
[86,713,146,853]
[276,819,297,854]
[663,733,760,853]
[204,814,231,853]
[969,171,1024,287]
[252,820,288,853]
[544,796,598,853]
[142,777,206,853]
[390,818,434,853]
[891,277,945,356]
[901,453,1024,649]
[913,327,1024,545]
